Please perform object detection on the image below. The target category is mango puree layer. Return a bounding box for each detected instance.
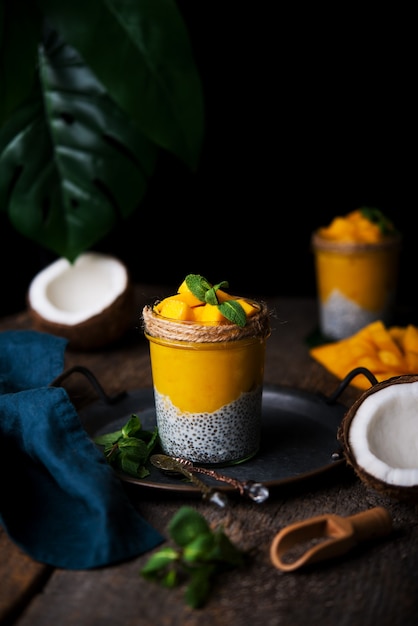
[146,334,266,414]
[313,245,399,311]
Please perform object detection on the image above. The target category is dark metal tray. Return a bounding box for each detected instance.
[79,382,355,494]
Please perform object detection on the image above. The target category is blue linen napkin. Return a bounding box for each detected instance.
[0,330,164,569]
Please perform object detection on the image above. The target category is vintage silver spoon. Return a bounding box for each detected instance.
[150,454,269,503]
[150,454,229,508]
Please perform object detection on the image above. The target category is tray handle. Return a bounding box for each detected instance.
[50,365,127,405]
[325,367,378,405]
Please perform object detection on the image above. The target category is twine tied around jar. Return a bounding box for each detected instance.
[142,301,271,343]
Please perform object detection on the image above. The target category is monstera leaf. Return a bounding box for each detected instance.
[1,30,157,261]
[0,0,204,261]
[0,1,41,125]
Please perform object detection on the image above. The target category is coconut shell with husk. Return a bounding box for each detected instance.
[27,252,135,351]
[337,374,418,501]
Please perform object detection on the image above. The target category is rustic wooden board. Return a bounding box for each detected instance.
[2,292,418,625]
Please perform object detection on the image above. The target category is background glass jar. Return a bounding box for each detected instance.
[311,233,401,340]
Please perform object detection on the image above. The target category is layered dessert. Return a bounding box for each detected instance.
[142,275,271,465]
[311,208,401,340]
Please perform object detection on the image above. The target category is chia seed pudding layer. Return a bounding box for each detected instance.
[154,386,263,465]
[320,289,395,340]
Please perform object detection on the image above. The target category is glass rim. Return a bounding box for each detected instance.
[311,231,402,253]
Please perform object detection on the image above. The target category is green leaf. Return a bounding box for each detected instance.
[359,206,398,236]
[209,531,247,567]
[183,534,215,563]
[119,454,142,477]
[141,547,179,579]
[184,566,214,609]
[1,1,205,262]
[217,300,247,327]
[212,281,229,292]
[136,465,151,479]
[93,430,122,446]
[121,415,142,438]
[162,568,179,589]
[146,427,159,450]
[182,275,249,326]
[117,437,149,455]
[0,1,41,127]
[140,506,248,609]
[37,0,205,171]
[0,28,157,261]
[204,281,230,305]
[115,443,150,475]
[185,274,213,303]
[94,413,157,478]
[204,287,219,306]
[168,506,211,547]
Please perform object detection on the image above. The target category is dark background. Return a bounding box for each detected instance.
[1,5,416,318]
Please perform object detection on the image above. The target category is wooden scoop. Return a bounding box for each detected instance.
[270,507,392,571]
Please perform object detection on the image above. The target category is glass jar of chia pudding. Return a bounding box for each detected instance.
[311,230,401,340]
[142,301,271,466]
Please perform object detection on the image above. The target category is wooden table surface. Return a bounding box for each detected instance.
[1,285,418,626]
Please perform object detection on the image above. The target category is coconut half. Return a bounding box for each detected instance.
[338,374,418,500]
[27,252,135,350]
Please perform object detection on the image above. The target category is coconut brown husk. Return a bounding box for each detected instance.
[337,374,418,501]
[28,283,135,351]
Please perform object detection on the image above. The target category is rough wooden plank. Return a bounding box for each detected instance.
[0,528,51,624]
[11,488,418,626]
[3,293,418,626]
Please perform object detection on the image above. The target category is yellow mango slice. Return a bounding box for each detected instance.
[363,321,404,361]
[193,303,228,323]
[216,289,234,303]
[177,281,234,304]
[389,326,406,350]
[402,324,418,355]
[405,351,418,371]
[310,320,418,391]
[310,342,357,378]
[156,299,195,321]
[158,276,260,326]
[346,210,382,243]
[318,210,385,244]
[155,291,202,309]
[347,335,376,358]
[234,298,258,317]
[377,349,405,369]
[177,279,191,294]
[372,372,405,386]
[357,355,398,374]
[318,217,353,241]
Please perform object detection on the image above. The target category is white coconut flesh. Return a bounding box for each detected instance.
[28,252,128,325]
[348,381,418,487]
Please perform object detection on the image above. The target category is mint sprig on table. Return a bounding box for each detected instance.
[140,506,247,609]
[94,415,158,478]
[185,274,247,327]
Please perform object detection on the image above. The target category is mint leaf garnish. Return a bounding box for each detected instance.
[204,287,219,305]
[122,414,142,437]
[218,300,247,327]
[184,274,247,326]
[185,274,212,301]
[211,280,229,292]
[94,414,158,478]
[360,207,398,236]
